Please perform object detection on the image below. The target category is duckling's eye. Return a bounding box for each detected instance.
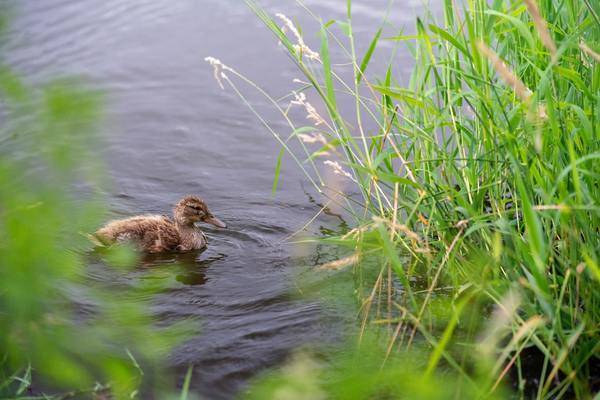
[187,204,205,214]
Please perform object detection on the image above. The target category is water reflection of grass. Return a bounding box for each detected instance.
[209,0,599,398]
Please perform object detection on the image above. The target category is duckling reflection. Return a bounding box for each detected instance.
[139,252,227,286]
[175,254,226,286]
[138,248,204,267]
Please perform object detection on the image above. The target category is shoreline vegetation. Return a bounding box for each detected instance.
[208,0,599,398]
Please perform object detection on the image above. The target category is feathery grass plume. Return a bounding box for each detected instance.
[373,217,422,243]
[297,132,327,144]
[579,41,600,63]
[318,253,360,270]
[290,92,327,126]
[276,13,321,62]
[323,160,355,181]
[523,0,557,56]
[204,57,235,89]
[394,224,421,243]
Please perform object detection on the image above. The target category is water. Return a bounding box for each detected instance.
[3,1,428,398]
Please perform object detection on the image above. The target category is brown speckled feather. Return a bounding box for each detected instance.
[94,195,224,253]
[95,215,186,253]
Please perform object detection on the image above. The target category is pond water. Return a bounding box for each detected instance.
[4,1,428,398]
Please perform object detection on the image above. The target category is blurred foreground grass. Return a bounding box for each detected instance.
[0,13,188,399]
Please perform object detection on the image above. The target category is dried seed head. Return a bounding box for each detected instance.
[324,160,354,181]
[580,42,600,63]
[204,57,235,90]
[276,13,321,62]
[290,92,327,126]
[297,132,327,145]
[318,253,359,270]
[523,0,557,56]
[455,219,469,229]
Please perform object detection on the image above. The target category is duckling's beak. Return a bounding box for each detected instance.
[204,215,227,228]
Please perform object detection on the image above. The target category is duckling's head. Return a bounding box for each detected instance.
[173,195,227,228]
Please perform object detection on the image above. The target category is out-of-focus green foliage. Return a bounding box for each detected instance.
[0,17,183,399]
[245,333,509,400]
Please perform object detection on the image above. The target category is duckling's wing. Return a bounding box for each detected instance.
[96,215,175,247]
[129,216,179,252]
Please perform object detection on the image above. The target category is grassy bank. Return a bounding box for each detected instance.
[210,0,599,398]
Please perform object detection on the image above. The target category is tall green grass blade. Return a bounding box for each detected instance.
[320,26,337,113]
[484,10,536,50]
[429,24,470,58]
[357,27,382,84]
[179,365,193,400]
[272,147,285,196]
[377,225,417,310]
[424,292,472,379]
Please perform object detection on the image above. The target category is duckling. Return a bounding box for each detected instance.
[95,195,226,253]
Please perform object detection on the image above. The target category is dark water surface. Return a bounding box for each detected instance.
[4,1,427,398]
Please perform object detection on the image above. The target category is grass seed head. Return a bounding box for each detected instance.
[276,13,321,62]
[523,0,557,56]
[579,41,600,63]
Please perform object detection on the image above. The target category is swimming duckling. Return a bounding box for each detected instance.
[95,195,226,253]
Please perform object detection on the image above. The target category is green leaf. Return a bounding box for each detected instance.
[513,164,549,295]
[357,27,382,84]
[484,10,536,50]
[425,292,472,378]
[377,225,417,310]
[429,24,470,58]
[336,20,351,36]
[179,365,193,400]
[320,26,337,111]
[386,34,422,41]
[372,85,431,110]
[272,147,285,196]
[104,243,140,270]
[349,163,421,188]
[554,66,594,100]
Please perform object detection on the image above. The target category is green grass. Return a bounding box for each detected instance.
[210,0,600,398]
